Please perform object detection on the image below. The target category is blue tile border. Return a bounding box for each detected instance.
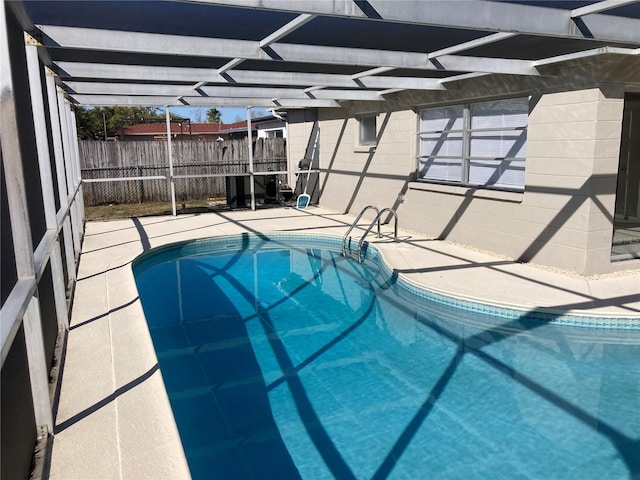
[133,233,640,331]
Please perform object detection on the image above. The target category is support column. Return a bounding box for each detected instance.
[23,297,54,434]
[247,107,255,211]
[25,34,68,330]
[57,92,81,258]
[0,0,53,433]
[165,107,177,216]
[45,72,76,286]
[63,102,83,250]
[70,111,85,225]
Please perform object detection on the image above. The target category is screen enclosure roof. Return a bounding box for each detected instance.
[12,0,640,110]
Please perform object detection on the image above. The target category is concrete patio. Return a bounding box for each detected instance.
[50,206,640,479]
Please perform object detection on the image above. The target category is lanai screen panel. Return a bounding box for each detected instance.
[12,0,640,110]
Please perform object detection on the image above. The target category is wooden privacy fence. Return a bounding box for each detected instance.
[79,138,287,205]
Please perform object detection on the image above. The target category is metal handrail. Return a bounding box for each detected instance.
[342,205,380,256]
[356,207,398,263]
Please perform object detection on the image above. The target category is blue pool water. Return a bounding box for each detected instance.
[133,234,640,479]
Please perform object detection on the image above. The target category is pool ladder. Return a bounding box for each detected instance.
[342,205,398,262]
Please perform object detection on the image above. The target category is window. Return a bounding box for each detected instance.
[417,98,528,191]
[265,129,283,139]
[359,116,377,145]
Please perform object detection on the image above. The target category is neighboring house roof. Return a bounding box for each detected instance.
[251,113,287,123]
[219,121,256,133]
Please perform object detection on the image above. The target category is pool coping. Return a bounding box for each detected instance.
[133,231,640,330]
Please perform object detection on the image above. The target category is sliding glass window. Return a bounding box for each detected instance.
[418,98,528,191]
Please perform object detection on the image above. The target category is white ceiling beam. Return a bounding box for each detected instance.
[440,72,490,84]
[63,81,383,100]
[38,25,428,69]
[427,55,539,76]
[39,25,258,58]
[427,32,517,59]
[380,88,405,95]
[352,67,395,79]
[182,0,640,44]
[41,26,540,76]
[360,76,446,90]
[55,62,449,90]
[216,58,245,75]
[266,42,422,69]
[207,14,316,85]
[571,0,639,17]
[532,45,639,67]
[302,89,381,101]
[259,13,317,47]
[68,94,341,108]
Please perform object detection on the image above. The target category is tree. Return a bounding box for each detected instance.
[206,108,222,123]
[193,109,206,123]
[74,106,180,140]
[250,108,269,118]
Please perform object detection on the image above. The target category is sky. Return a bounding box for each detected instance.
[169,107,270,123]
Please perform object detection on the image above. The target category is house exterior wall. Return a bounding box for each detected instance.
[286,110,317,190]
[256,119,287,139]
[294,81,638,275]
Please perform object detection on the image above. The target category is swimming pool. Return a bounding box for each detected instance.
[133,233,640,479]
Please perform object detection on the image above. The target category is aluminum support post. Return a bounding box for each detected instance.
[45,73,76,285]
[247,108,255,211]
[166,107,177,216]
[57,94,81,256]
[70,110,85,224]
[25,34,68,330]
[64,102,83,247]
[23,297,54,433]
[1,1,53,432]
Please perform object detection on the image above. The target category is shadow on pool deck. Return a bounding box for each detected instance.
[50,208,639,480]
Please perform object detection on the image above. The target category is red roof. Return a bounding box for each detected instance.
[119,121,253,136]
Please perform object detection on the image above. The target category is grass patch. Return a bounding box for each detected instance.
[85,199,220,221]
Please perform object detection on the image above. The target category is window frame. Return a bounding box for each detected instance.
[358,115,377,146]
[416,97,528,192]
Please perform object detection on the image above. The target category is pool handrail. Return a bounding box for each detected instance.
[356,207,398,262]
[342,205,380,257]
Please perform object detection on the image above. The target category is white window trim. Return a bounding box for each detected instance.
[416,98,528,192]
[408,180,524,203]
[356,115,378,149]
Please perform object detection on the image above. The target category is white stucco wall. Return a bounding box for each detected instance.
[293,87,636,275]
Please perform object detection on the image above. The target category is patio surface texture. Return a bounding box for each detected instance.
[50,206,640,479]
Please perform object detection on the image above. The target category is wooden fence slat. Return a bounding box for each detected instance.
[79,138,286,205]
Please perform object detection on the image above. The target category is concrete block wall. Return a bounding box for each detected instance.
[588,88,627,273]
[317,110,416,217]
[524,88,626,274]
[286,110,317,189]
[300,86,630,275]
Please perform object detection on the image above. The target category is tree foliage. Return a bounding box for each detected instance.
[74,106,182,140]
[206,108,222,123]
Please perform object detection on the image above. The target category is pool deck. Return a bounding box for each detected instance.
[50,206,640,479]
